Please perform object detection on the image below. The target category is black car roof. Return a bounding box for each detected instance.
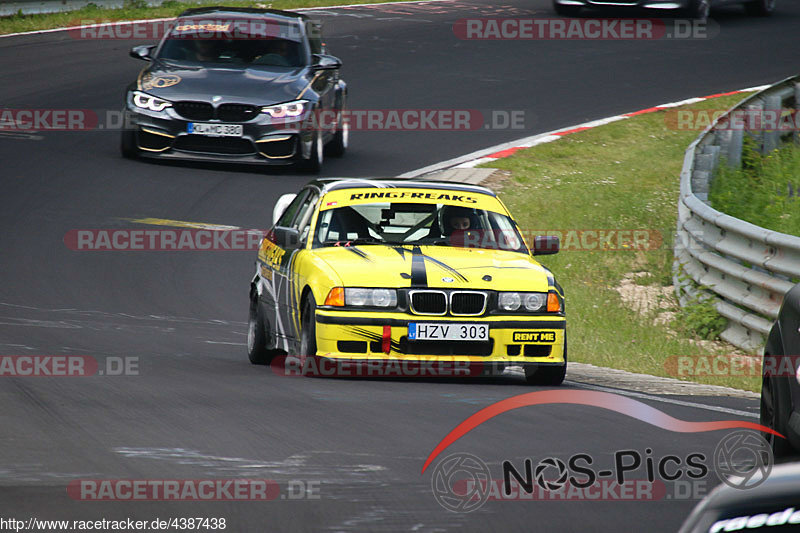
[306,178,497,197]
[178,6,310,22]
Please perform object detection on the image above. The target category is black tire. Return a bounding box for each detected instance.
[297,131,323,173]
[247,295,276,365]
[683,0,710,21]
[744,0,775,16]
[325,109,349,158]
[299,294,318,358]
[553,3,581,16]
[525,337,567,386]
[760,371,796,460]
[120,129,139,159]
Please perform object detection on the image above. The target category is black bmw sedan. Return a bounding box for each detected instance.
[121,7,348,172]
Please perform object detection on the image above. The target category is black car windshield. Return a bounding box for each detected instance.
[158,34,305,67]
[312,202,529,253]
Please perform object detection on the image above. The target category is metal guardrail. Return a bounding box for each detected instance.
[673,75,800,352]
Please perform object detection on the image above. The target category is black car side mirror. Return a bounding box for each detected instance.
[532,235,559,255]
[270,226,302,250]
[130,45,155,61]
[311,54,342,71]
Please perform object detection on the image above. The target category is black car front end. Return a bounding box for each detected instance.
[120,8,345,168]
[123,90,315,165]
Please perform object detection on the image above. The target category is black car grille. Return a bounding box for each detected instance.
[174,101,214,121]
[451,292,486,315]
[218,104,259,122]
[173,135,256,155]
[410,291,447,315]
[173,101,259,123]
[408,290,486,316]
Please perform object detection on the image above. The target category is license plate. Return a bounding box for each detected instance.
[408,323,489,341]
[188,123,243,137]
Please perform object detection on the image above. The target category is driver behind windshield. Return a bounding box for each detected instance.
[440,206,481,237]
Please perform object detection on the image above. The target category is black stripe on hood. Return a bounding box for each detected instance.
[410,246,428,287]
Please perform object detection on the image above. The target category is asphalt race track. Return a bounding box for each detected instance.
[0,0,799,530]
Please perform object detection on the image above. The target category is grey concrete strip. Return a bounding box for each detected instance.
[424,167,496,184]
[566,362,759,399]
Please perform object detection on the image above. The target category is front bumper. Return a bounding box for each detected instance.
[124,106,315,165]
[313,309,566,366]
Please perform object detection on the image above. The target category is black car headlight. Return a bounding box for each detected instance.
[131,91,172,112]
[497,292,548,312]
[261,100,308,119]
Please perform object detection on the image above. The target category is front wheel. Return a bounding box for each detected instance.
[553,2,581,16]
[524,337,567,386]
[299,294,318,358]
[325,110,349,158]
[744,0,775,15]
[760,373,796,460]
[297,131,323,173]
[120,129,140,159]
[683,0,710,21]
[247,296,276,365]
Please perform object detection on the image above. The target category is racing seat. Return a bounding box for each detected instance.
[325,207,370,242]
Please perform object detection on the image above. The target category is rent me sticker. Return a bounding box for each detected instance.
[512,331,556,343]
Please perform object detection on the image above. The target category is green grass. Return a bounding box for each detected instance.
[710,138,800,236]
[0,0,404,35]
[482,94,764,392]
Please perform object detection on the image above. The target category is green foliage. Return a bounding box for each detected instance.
[711,141,800,236]
[674,297,727,340]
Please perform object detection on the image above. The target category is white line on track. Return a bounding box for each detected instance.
[399,85,769,178]
[571,381,758,419]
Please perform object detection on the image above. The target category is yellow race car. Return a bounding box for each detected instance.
[247,178,567,385]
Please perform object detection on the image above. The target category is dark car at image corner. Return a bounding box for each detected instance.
[121,7,348,172]
[678,462,800,533]
[760,282,800,460]
[553,0,776,20]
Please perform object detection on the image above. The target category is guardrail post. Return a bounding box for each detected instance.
[763,95,781,154]
[794,83,800,146]
[727,128,743,167]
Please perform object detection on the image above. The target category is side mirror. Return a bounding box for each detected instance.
[130,45,155,61]
[311,54,342,71]
[532,235,559,255]
[270,226,301,250]
[273,193,297,226]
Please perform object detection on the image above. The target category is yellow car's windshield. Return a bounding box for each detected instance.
[312,201,528,253]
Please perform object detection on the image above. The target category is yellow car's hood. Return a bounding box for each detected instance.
[312,245,552,291]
